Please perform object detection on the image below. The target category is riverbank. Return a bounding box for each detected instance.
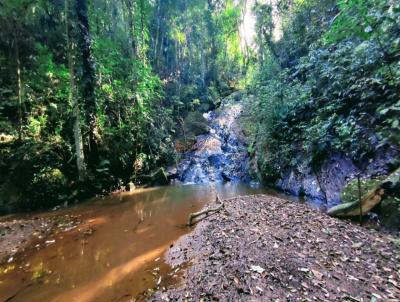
[0,211,82,263]
[152,195,400,301]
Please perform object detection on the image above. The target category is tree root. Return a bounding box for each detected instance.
[187,195,224,226]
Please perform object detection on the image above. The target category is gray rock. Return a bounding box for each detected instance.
[276,149,398,207]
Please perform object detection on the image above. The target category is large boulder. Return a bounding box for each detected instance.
[193,136,222,157]
[380,196,400,229]
[328,167,400,219]
[183,112,209,137]
[276,154,359,205]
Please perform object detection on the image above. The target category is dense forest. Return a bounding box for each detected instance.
[0,0,399,213]
[0,0,247,210]
[246,0,400,185]
[1,0,400,301]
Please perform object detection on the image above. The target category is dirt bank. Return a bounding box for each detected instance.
[152,195,400,301]
[0,210,82,264]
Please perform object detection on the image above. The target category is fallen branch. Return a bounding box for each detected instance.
[187,195,223,226]
[328,167,400,217]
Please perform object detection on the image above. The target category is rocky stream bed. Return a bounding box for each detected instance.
[175,93,251,184]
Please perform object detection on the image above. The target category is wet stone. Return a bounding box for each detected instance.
[177,97,250,184]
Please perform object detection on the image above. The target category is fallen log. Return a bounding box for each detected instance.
[328,167,400,217]
[187,195,224,226]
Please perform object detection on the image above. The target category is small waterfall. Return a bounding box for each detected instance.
[176,94,250,184]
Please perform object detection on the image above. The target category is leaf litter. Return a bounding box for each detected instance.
[151,195,400,301]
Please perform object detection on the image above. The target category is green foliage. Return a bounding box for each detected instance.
[151,0,247,115]
[247,0,400,182]
[324,0,387,44]
[0,0,178,211]
[0,138,71,210]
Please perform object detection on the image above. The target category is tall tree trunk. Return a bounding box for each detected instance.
[125,0,137,59]
[200,38,206,90]
[240,0,250,66]
[66,0,86,180]
[75,0,98,164]
[139,0,146,64]
[14,31,23,141]
[154,0,161,68]
[111,1,118,40]
[206,0,218,87]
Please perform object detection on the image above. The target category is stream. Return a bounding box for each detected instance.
[0,184,269,302]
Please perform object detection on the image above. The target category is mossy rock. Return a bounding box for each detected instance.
[341,176,386,204]
[380,197,400,230]
[183,112,209,136]
[329,167,400,218]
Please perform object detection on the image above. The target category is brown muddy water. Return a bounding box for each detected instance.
[0,183,269,302]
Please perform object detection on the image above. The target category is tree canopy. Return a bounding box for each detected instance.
[0,0,399,211]
[0,0,249,211]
